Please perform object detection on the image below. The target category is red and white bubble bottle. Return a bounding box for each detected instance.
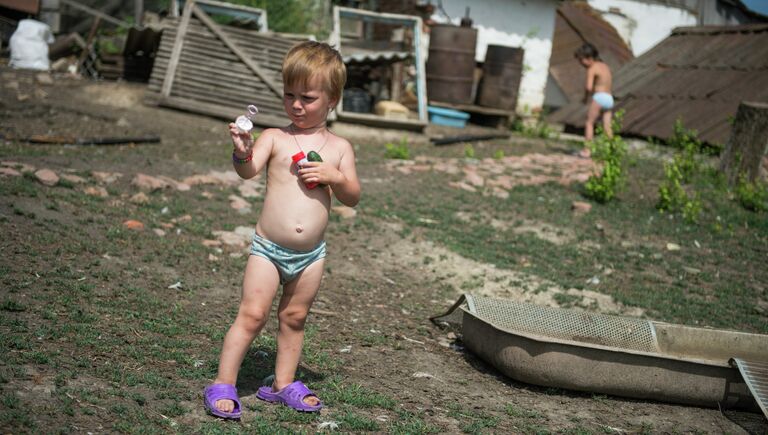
[291,151,318,189]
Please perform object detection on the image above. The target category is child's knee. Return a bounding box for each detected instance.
[237,307,269,332]
[278,308,309,330]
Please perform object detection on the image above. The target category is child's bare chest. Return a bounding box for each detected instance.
[267,144,341,180]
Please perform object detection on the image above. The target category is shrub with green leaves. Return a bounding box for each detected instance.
[583,110,627,203]
[384,138,410,160]
[735,175,767,212]
[668,118,701,150]
[669,117,723,155]
[214,0,320,35]
[657,118,703,223]
[657,158,703,223]
[667,118,702,182]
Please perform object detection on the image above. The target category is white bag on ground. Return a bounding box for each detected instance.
[10,19,55,70]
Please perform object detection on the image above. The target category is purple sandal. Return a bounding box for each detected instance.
[203,383,242,419]
[256,381,323,412]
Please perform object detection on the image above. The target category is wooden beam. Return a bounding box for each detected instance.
[77,17,101,74]
[148,93,288,128]
[192,4,282,99]
[161,0,194,97]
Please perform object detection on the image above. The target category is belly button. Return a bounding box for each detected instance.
[295,224,303,233]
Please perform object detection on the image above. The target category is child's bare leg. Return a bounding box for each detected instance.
[582,100,601,157]
[213,256,280,413]
[602,109,613,138]
[273,259,324,406]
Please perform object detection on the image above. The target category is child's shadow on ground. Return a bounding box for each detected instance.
[236,346,327,397]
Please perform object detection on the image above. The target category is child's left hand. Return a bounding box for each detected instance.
[298,161,344,186]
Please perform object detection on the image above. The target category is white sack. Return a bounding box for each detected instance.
[10,19,55,71]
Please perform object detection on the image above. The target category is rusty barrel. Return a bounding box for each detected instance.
[476,45,524,110]
[426,24,477,104]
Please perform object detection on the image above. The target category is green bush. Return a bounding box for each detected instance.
[384,138,410,160]
[667,118,702,182]
[657,156,703,223]
[735,175,767,212]
[669,117,722,156]
[583,110,627,203]
[657,117,705,223]
[668,118,701,151]
[216,0,318,34]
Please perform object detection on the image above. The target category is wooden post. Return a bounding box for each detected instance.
[161,0,194,97]
[135,0,143,27]
[77,17,101,74]
[719,101,768,185]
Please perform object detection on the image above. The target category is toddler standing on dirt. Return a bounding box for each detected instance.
[203,41,360,419]
[574,42,613,158]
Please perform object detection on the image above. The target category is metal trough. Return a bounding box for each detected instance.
[432,294,768,415]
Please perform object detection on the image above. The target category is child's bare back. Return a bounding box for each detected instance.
[588,61,612,95]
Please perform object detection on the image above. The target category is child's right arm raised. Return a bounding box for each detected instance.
[229,124,274,179]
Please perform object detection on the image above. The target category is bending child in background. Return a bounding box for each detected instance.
[575,42,613,158]
[203,41,360,419]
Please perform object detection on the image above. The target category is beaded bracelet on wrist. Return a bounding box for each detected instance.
[232,151,253,164]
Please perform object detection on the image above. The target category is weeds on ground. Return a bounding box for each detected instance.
[513,114,557,139]
[657,158,702,223]
[657,118,704,223]
[668,118,701,152]
[448,404,499,434]
[385,137,411,160]
[505,404,544,419]
[657,118,767,220]
[669,117,722,155]
[734,174,768,212]
[583,110,627,203]
[464,144,476,159]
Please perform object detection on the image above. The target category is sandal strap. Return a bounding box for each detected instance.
[284,381,321,407]
[205,384,241,409]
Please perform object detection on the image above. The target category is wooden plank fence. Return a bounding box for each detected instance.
[146,0,301,127]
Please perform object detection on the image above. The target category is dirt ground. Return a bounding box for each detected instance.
[1,67,766,434]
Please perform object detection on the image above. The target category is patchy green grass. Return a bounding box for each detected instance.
[361,145,767,333]
[449,404,500,434]
[1,111,765,433]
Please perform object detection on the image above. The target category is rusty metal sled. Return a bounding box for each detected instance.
[432,294,768,416]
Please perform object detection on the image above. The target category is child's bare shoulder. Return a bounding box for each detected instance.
[258,127,283,140]
[254,127,289,148]
[328,132,352,152]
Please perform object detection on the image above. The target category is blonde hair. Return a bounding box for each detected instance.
[282,41,346,106]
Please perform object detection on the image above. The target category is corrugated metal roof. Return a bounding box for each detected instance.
[549,23,768,145]
[342,50,411,65]
[548,1,634,105]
